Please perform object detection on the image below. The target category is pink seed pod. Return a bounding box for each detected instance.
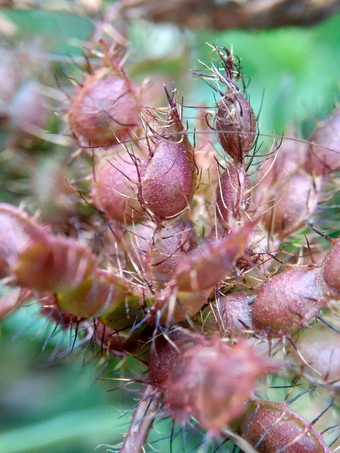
[174,223,251,293]
[216,164,251,232]
[127,220,155,274]
[13,234,96,293]
[239,400,331,453]
[289,325,340,387]
[139,98,197,220]
[148,329,197,390]
[218,291,254,338]
[9,80,48,139]
[91,149,144,225]
[252,267,328,336]
[215,90,256,164]
[262,170,319,240]
[151,218,198,285]
[164,338,274,434]
[319,239,340,299]
[0,203,46,277]
[305,111,340,178]
[68,64,140,147]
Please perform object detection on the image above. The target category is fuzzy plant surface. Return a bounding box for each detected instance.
[1,4,340,453]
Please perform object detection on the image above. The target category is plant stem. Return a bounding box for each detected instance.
[120,384,160,453]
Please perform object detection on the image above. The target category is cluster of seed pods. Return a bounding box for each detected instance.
[1,42,340,452]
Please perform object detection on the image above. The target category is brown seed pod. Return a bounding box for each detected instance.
[164,338,274,433]
[218,291,254,338]
[150,218,198,285]
[216,164,251,232]
[288,325,340,387]
[13,235,96,293]
[148,329,197,390]
[262,170,319,240]
[174,223,251,293]
[252,267,328,336]
[215,90,256,164]
[305,111,340,178]
[91,149,144,225]
[0,203,46,278]
[319,239,340,299]
[239,400,331,453]
[68,65,140,147]
[139,97,197,220]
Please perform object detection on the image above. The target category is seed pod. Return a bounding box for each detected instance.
[68,65,139,147]
[218,292,254,338]
[56,269,131,320]
[91,150,144,225]
[262,170,319,240]
[151,218,197,285]
[252,268,328,336]
[288,325,340,387]
[139,99,197,220]
[0,203,46,277]
[305,111,340,178]
[216,164,251,232]
[165,339,273,433]
[148,329,197,390]
[319,239,340,299]
[239,400,331,453]
[13,235,96,293]
[9,80,48,140]
[215,90,256,164]
[174,223,251,293]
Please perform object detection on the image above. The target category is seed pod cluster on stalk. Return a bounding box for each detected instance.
[1,42,340,453]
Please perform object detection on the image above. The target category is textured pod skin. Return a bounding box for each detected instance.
[56,270,129,319]
[174,224,250,293]
[218,292,254,337]
[165,339,273,433]
[215,91,256,163]
[239,400,331,453]
[289,326,340,387]
[319,239,340,299]
[140,137,196,220]
[68,66,139,147]
[305,112,340,178]
[252,268,327,336]
[0,203,44,277]
[139,97,197,220]
[262,170,319,239]
[13,235,96,293]
[148,330,196,390]
[151,219,197,284]
[91,150,144,225]
[216,164,251,232]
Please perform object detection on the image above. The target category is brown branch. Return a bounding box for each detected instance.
[120,0,340,30]
[120,384,161,453]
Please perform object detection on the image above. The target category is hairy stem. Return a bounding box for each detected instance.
[120,384,160,453]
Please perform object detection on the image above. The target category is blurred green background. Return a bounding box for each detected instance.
[0,2,339,452]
